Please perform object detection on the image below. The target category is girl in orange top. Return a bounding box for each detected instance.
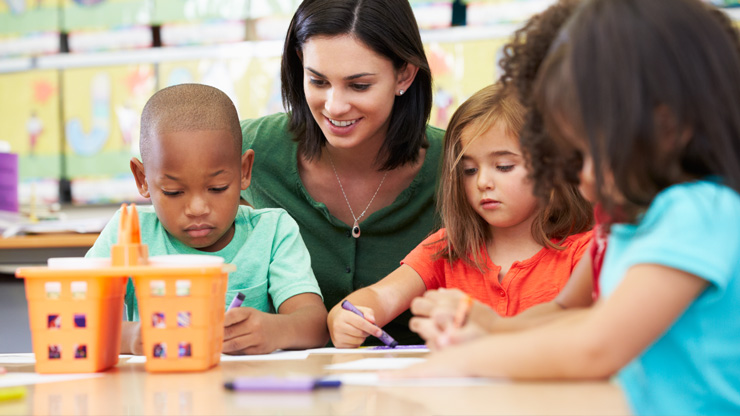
[327,83,593,348]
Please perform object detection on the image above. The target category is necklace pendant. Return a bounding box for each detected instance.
[351,221,361,238]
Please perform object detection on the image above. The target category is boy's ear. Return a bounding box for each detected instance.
[130,157,150,199]
[395,63,419,96]
[240,149,255,191]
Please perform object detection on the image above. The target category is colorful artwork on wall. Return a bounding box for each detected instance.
[0,69,61,204]
[426,37,508,129]
[61,64,154,204]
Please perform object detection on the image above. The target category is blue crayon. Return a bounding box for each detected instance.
[341,300,398,348]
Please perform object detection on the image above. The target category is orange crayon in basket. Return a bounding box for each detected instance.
[16,204,233,374]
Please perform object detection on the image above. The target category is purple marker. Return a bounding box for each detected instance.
[341,300,398,348]
[224,377,341,392]
[228,292,245,310]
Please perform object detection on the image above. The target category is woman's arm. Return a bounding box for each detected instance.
[396,264,707,379]
[327,264,426,348]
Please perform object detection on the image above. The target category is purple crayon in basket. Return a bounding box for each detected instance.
[341,300,398,348]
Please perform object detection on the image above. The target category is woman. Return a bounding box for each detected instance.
[241,0,444,344]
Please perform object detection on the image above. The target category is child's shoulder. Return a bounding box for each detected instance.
[237,205,296,229]
[650,180,740,219]
[560,229,593,246]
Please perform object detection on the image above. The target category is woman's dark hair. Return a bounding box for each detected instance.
[536,0,740,222]
[498,0,582,200]
[281,0,433,170]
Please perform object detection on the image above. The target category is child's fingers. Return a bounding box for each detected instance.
[332,331,369,348]
[409,317,445,347]
[343,309,383,338]
[409,296,433,317]
[447,324,485,346]
[430,306,456,330]
[223,332,270,355]
[354,305,377,324]
[331,318,371,348]
[223,305,255,327]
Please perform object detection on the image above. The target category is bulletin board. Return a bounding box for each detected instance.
[0,0,59,36]
[61,64,154,204]
[153,0,250,24]
[61,0,151,31]
[425,37,508,129]
[0,69,62,204]
[157,54,284,121]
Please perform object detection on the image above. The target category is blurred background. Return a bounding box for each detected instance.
[1,0,739,210]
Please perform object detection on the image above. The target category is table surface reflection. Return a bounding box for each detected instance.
[0,351,629,415]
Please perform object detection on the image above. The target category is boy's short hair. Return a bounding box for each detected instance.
[139,84,242,163]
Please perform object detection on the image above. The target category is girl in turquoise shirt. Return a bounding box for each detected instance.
[395,1,740,414]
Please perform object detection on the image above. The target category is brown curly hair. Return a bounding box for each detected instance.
[535,0,740,225]
[497,0,586,202]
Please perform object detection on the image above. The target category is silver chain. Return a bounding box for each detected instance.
[327,152,388,227]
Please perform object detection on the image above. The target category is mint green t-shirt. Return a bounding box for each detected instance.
[86,205,322,321]
[241,113,445,345]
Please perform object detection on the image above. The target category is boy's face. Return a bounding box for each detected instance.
[131,130,253,252]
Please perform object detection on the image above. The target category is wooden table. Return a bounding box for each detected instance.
[0,351,629,415]
[0,234,99,275]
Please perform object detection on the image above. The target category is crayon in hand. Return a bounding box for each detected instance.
[341,300,398,348]
[227,292,245,310]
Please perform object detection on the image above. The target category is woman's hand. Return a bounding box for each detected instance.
[327,302,383,348]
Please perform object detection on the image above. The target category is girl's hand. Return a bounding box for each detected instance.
[222,307,279,355]
[410,316,487,350]
[410,288,467,329]
[327,303,383,348]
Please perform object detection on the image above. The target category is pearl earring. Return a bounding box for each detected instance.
[398,89,405,96]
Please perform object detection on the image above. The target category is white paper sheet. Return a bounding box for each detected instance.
[322,372,497,386]
[0,373,103,388]
[0,353,36,364]
[122,350,310,364]
[324,357,426,371]
[307,345,429,354]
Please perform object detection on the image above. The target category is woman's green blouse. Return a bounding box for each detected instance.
[241,113,444,345]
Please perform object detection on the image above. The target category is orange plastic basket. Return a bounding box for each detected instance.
[132,258,228,372]
[15,204,233,374]
[16,263,127,373]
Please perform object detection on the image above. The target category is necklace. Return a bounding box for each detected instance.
[327,153,388,238]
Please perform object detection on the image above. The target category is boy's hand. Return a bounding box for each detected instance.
[327,303,383,348]
[222,307,279,355]
[121,321,144,355]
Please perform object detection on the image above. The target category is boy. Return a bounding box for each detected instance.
[87,84,329,355]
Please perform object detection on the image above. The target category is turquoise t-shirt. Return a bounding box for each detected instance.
[240,113,444,345]
[86,205,322,321]
[600,180,740,415]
